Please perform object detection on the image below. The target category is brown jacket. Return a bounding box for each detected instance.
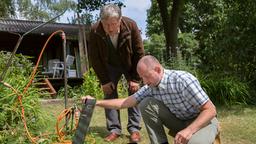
[88,16,145,85]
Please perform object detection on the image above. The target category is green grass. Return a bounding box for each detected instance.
[217,105,256,144]
[39,101,256,144]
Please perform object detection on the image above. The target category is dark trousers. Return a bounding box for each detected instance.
[104,65,141,135]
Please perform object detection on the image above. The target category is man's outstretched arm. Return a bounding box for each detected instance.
[82,95,138,109]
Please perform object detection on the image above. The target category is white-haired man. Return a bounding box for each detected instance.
[88,3,144,142]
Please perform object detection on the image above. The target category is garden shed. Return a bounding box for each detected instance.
[0,18,89,93]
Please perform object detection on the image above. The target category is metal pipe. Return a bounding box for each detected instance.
[61,32,69,131]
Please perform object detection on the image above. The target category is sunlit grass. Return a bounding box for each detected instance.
[217,105,256,144]
[40,100,256,144]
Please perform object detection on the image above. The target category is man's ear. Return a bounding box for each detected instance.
[154,66,161,74]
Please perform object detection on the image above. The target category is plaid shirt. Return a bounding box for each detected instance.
[134,69,209,120]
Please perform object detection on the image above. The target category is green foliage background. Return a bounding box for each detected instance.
[145,0,256,105]
[57,68,128,100]
[0,51,46,143]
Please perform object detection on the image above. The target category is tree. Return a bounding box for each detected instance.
[0,0,76,21]
[0,0,15,18]
[147,0,184,60]
[146,1,162,36]
[208,0,256,87]
[158,0,184,59]
[17,0,76,21]
[182,0,256,98]
[77,0,123,12]
[144,34,165,63]
[147,0,256,102]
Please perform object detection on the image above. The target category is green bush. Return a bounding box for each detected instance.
[57,84,82,99]
[0,51,46,143]
[57,68,104,100]
[198,72,250,106]
[81,68,104,99]
[80,68,128,99]
[56,68,129,102]
[117,75,128,98]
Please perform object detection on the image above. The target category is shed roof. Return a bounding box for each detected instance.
[0,19,83,36]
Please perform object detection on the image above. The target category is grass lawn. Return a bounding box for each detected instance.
[40,100,256,144]
[217,105,256,144]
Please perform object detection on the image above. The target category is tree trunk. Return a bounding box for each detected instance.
[157,0,184,60]
[169,0,184,58]
[157,0,170,61]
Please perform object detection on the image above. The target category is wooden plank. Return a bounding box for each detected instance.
[44,78,57,97]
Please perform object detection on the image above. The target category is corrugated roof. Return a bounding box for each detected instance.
[0,19,84,36]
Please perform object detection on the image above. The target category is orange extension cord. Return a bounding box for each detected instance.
[56,106,79,142]
[1,30,95,144]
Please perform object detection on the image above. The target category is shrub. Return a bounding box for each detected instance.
[81,68,104,99]
[56,68,129,102]
[198,72,250,106]
[0,51,45,143]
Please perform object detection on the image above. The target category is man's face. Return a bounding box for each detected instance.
[138,65,161,87]
[101,17,121,36]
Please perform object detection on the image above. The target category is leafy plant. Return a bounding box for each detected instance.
[178,32,199,66]
[0,51,46,143]
[198,72,250,106]
[56,68,129,103]
[57,84,80,99]
[117,75,128,98]
[81,68,104,99]
[144,34,166,64]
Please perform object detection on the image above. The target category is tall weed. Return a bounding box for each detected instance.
[80,69,128,99]
[199,73,250,106]
[57,68,129,101]
[162,50,251,106]
[0,51,46,143]
[81,68,104,99]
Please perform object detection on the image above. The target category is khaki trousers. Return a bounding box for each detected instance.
[139,97,218,144]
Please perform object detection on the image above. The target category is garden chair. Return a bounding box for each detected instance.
[52,55,75,78]
[41,59,60,77]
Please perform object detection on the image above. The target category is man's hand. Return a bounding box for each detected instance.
[173,100,217,144]
[128,81,140,93]
[81,95,95,103]
[102,82,115,95]
[174,128,192,144]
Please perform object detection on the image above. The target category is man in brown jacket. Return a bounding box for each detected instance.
[88,3,145,143]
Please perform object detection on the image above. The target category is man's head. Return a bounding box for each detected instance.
[100,4,122,36]
[137,55,163,87]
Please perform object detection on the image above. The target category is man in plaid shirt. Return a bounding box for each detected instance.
[83,55,219,144]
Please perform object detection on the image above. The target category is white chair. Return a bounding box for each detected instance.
[42,59,60,77]
[52,55,75,78]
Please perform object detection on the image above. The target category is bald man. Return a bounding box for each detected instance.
[83,55,219,144]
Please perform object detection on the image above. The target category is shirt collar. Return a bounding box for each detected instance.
[157,69,167,90]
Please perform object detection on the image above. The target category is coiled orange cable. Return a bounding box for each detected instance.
[2,30,65,143]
